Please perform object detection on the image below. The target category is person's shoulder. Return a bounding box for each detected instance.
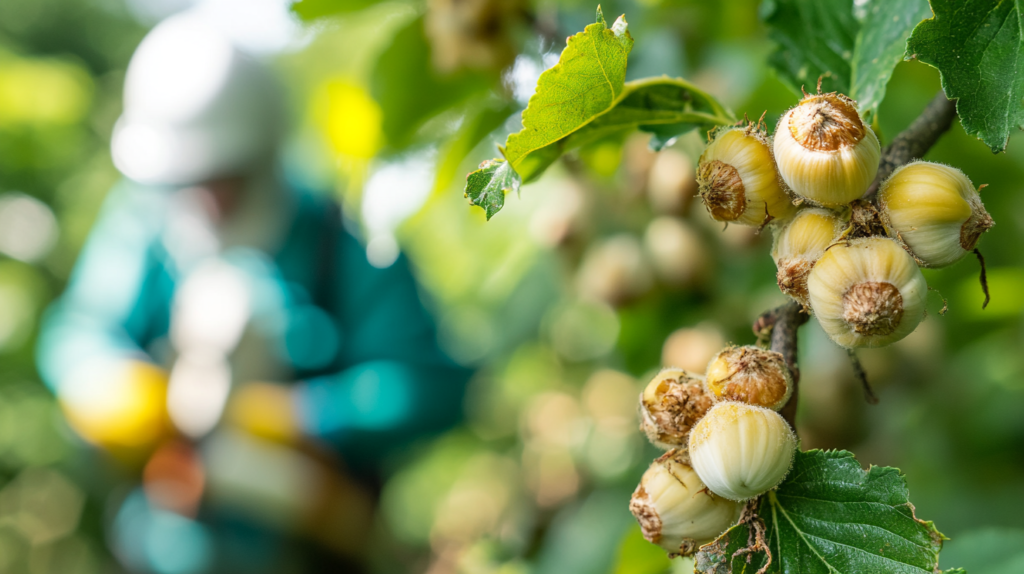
[102,179,172,216]
[92,180,173,236]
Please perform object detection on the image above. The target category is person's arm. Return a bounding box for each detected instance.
[36,183,172,451]
[293,231,472,462]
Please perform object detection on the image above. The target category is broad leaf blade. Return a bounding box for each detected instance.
[851,0,932,120]
[696,450,946,574]
[501,8,634,173]
[464,159,520,220]
[907,0,1024,152]
[761,0,859,96]
[463,10,734,219]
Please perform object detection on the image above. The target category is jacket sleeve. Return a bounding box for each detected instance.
[36,184,168,394]
[293,230,472,463]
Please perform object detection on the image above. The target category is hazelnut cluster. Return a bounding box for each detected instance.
[697,90,993,349]
[629,349,797,556]
[628,90,994,557]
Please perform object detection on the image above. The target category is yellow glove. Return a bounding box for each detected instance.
[58,359,171,458]
[224,381,300,444]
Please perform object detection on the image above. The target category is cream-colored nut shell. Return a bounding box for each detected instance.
[773,106,880,206]
[807,237,927,348]
[878,161,992,268]
[629,450,743,555]
[698,127,796,225]
[688,402,796,501]
[771,208,844,262]
[639,368,715,450]
[705,346,793,411]
[643,217,709,287]
[771,208,845,307]
[576,234,653,305]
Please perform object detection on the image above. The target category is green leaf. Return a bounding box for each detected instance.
[695,450,946,574]
[761,0,930,119]
[907,0,1024,152]
[939,527,1024,574]
[501,7,635,175]
[464,159,521,220]
[851,0,933,118]
[372,15,495,149]
[761,0,859,95]
[463,9,733,219]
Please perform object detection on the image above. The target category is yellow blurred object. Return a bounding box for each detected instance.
[60,360,170,454]
[318,79,383,160]
[661,323,725,372]
[0,52,92,127]
[225,382,299,444]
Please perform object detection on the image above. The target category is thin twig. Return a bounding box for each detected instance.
[754,301,809,428]
[846,349,879,405]
[928,286,949,315]
[973,248,990,309]
[863,92,958,199]
[730,498,772,573]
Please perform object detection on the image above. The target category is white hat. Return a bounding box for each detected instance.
[111,14,285,186]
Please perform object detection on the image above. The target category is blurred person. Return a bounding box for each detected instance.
[36,13,471,574]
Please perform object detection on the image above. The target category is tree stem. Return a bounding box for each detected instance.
[863,91,958,199]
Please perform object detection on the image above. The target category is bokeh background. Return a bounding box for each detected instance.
[1,0,1023,573]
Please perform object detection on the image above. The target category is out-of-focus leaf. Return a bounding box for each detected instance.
[611,523,672,574]
[851,0,932,119]
[957,267,1024,319]
[465,159,520,220]
[761,0,929,120]
[940,527,1024,574]
[290,0,382,20]
[433,101,515,196]
[372,16,495,149]
[907,0,1024,152]
[695,450,946,574]
[501,7,634,177]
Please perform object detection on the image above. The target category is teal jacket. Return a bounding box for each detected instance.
[37,179,470,469]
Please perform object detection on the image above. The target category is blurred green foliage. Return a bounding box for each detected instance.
[940,527,1024,574]
[1,0,1024,573]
